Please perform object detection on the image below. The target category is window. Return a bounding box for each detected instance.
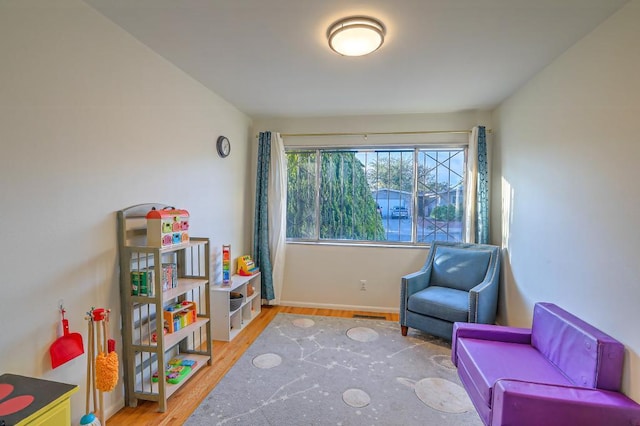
[286,146,466,245]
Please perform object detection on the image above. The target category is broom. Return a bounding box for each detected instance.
[80,312,101,426]
[95,309,118,392]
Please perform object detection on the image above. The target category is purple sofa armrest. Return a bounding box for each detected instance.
[492,380,640,426]
[451,322,531,366]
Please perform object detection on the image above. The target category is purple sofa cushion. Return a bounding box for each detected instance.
[492,380,640,426]
[451,323,532,367]
[531,303,625,391]
[456,338,573,406]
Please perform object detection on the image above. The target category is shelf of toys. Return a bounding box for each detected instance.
[211,266,261,342]
[117,203,212,413]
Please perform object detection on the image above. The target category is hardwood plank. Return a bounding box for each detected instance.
[108,305,398,425]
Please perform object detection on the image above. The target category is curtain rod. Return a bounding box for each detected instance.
[256,129,491,138]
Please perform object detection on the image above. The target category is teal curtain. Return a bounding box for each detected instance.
[254,132,274,300]
[476,126,489,244]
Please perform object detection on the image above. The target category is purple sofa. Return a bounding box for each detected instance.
[452,302,640,426]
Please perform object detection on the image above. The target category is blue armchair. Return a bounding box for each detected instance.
[400,241,501,340]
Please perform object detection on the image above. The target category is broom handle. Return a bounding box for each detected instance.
[103,311,109,354]
[104,317,108,426]
[92,319,98,415]
[85,317,92,414]
[97,318,103,354]
[103,310,113,426]
[98,318,107,425]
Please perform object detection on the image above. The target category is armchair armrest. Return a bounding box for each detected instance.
[400,246,435,326]
[468,253,501,324]
[403,251,434,296]
[492,380,640,426]
[401,270,431,296]
[451,322,531,366]
[400,265,433,327]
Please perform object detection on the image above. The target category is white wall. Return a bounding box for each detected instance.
[0,0,252,422]
[492,0,640,401]
[253,111,491,311]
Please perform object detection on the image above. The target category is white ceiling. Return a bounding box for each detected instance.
[85,0,628,119]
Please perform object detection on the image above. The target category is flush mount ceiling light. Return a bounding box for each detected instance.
[327,16,386,57]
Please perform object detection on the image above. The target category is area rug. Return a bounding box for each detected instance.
[187,314,482,426]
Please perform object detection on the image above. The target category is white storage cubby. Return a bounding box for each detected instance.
[211,273,261,341]
[117,203,212,413]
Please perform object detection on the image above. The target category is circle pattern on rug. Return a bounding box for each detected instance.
[252,353,282,369]
[414,377,473,413]
[292,318,315,328]
[346,327,379,342]
[342,388,370,408]
[430,354,456,370]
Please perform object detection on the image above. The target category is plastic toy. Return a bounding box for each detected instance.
[168,357,198,368]
[222,244,231,284]
[151,326,168,343]
[92,309,118,393]
[146,207,189,247]
[83,307,118,426]
[152,364,192,384]
[163,301,197,333]
[237,255,259,276]
[79,412,101,426]
[50,305,84,369]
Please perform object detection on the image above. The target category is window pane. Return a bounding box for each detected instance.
[319,151,385,240]
[286,151,317,239]
[366,150,414,242]
[416,149,465,243]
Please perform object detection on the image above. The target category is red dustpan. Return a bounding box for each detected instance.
[50,308,84,369]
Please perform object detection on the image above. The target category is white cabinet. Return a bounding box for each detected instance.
[117,203,212,412]
[211,273,261,341]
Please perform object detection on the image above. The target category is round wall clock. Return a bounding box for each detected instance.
[216,136,231,158]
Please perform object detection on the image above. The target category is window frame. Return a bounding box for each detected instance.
[285,143,468,247]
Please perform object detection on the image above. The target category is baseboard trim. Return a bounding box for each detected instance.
[278,300,399,314]
[106,400,124,423]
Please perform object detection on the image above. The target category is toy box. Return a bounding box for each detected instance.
[146,207,189,247]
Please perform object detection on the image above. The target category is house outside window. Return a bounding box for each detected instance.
[286,146,466,245]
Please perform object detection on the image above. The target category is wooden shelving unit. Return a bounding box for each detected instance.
[117,203,212,412]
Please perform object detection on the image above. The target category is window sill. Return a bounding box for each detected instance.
[285,240,430,249]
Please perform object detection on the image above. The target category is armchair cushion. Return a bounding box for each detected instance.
[431,246,492,291]
[407,286,469,323]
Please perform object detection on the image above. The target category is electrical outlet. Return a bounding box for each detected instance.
[360,280,367,291]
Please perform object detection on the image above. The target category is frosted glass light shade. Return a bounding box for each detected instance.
[328,17,385,57]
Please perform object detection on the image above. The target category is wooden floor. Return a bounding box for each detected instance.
[108,306,399,425]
